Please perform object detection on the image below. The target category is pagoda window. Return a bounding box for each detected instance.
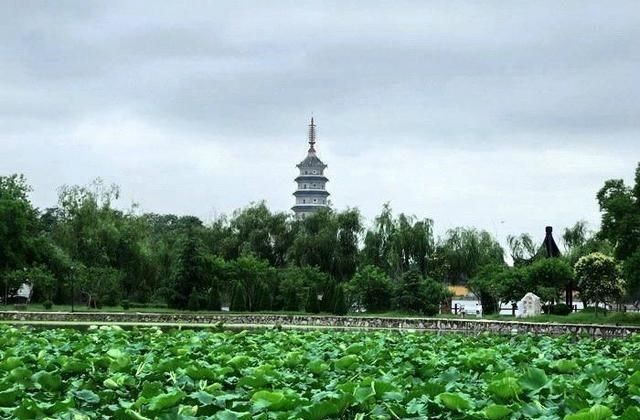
[313,198,317,203]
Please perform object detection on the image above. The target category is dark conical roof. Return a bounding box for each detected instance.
[542,226,561,258]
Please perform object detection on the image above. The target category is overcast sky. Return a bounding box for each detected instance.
[2,1,639,245]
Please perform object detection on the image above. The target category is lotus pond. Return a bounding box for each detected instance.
[1,325,640,419]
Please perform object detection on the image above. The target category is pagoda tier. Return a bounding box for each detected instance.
[293,189,330,197]
[294,174,329,183]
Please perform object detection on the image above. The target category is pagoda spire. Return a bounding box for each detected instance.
[308,117,316,152]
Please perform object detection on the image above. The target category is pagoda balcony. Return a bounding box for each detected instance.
[294,175,328,182]
[293,189,330,196]
[291,203,329,212]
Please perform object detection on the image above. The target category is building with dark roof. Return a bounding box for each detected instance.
[292,118,330,217]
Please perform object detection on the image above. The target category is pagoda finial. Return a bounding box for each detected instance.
[308,117,316,151]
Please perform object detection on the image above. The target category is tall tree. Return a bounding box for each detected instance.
[167,230,210,309]
[506,233,539,266]
[596,163,640,260]
[0,175,38,274]
[227,254,277,312]
[346,265,393,312]
[439,228,505,283]
[362,204,435,278]
[575,253,625,316]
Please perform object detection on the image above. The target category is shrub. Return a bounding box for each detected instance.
[346,265,393,312]
[305,286,320,314]
[206,288,221,311]
[394,269,451,315]
[121,299,130,310]
[548,303,571,316]
[187,290,200,311]
[575,252,625,316]
[43,300,53,310]
[423,304,440,316]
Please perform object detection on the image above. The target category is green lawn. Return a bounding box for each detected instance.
[484,311,640,326]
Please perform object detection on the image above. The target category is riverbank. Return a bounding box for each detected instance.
[1,310,639,338]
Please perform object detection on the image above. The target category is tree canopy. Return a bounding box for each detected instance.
[2,162,638,314]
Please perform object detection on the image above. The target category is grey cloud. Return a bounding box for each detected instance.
[1,1,639,240]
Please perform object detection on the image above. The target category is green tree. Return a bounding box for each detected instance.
[332,284,348,315]
[506,233,540,266]
[289,208,362,281]
[596,163,640,261]
[226,202,294,267]
[394,269,451,314]
[362,204,435,278]
[227,255,277,312]
[562,221,613,266]
[346,265,393,312]
[0,174,38,276]
[575,253,625,316]
[28,266,57,303]
[168,231,210,309]
[305,285,320,313]
[76,266,123,308]
[439,228,505,283]
[526,258,575,304]
[276,267,308,311]
[468,265,503,314]
[623,250,640,300]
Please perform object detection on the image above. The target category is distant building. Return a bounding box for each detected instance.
[292,118,330,217]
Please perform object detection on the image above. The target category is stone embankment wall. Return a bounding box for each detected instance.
[1,311,638,338]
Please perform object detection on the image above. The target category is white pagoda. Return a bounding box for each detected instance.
[292,118,330,217]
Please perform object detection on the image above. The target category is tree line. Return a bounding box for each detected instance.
[1,162,638,315]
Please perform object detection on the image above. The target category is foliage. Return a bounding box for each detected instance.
[276,266,325,312]
[288,208,362,282]
[438,228,505,283]
[575,253,625,316]
[168,232,211,310]
[3,265,56,302]
[394,269,451,314]
[546,303,572,316]
[76,266,123,308]
[624,250,640,300]
[526,258,575,303]
[0,326,639,418]
[3,166,639,314]
[0,174,38,275]
[345,265,393,312]
[507,233,540,266]
[227,255,277,312]
[562,221,614,266]
[362,203,435,278]
[305,286,320,314]
[332,284,348,315]
[468,265,503,314]
[596,163,640,261]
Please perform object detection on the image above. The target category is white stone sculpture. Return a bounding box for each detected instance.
[516,293,542,318]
